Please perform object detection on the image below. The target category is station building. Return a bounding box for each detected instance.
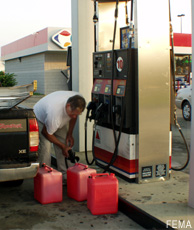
[1,27,71,94]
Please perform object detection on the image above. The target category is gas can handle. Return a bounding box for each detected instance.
[90,173,113,179]
[42,163,53,172]
[75,162,88,169]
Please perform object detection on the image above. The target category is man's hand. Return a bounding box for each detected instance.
[61,144,71,158]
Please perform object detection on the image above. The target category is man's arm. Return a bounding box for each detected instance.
[66,117,77,147]
[41,125,71,157]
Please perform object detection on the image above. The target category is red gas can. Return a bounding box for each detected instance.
[87,173,118,215]
[67,163,96,201]
[34,164,63,204]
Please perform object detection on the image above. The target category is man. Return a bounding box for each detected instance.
[34,91,86,184]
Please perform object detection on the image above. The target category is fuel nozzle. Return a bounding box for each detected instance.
[86,101,97,121]
[87,101,96,111]
[95,103,108,122]
[67,149,80,163]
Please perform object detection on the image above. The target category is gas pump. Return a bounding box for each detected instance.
[87,49,139,180]
[85,0,172,183]
[85,0,139,180]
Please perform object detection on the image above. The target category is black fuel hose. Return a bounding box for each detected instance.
[93,0,98,52]
[110,0,119,146]
[85,114,95,165]
[84,101,97,165]
[101,0,120,172]
[172,118,190,171]
[91,101,125,172]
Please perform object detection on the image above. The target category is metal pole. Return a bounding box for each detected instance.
[177,14,185,33]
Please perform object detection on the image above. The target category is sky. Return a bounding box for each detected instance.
[0,0,192,61]
[170,0,192,33]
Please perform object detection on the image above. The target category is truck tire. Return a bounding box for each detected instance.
[0,179,24,187]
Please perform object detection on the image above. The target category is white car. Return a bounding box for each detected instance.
[175,85,192,121]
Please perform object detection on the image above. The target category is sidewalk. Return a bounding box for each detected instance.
[119,170,193,229]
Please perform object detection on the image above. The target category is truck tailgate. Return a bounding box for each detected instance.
[0,119,28,160]
[0,108,37,164]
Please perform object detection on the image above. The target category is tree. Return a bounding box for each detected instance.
[0,71,17,87]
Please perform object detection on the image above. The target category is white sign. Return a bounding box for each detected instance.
[116,57,124,72]
[52,29,72,49]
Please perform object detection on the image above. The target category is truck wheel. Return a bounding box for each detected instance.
[182,101,191,121]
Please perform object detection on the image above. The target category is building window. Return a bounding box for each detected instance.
[175,55,192,77]
[175,54,192,89]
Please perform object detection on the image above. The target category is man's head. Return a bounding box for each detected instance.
[66,95,86,119]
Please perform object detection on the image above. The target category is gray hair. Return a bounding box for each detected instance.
[67,95,86,112]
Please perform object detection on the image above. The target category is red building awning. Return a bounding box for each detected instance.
[173,33,192,47]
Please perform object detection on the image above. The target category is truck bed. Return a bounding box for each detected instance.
[0,81,37,110]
